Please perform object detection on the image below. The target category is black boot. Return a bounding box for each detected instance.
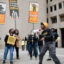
[35,56,37,60]
[39,62,42,64]
[2,60,6,64]
[47,58,52,61]
[10,61,13,64]
[17,57,20,60]
[30,57,32,60]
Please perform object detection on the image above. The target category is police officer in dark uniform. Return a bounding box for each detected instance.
[39,22,61,64]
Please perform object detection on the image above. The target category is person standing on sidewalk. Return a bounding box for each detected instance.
[21,39,25,51]
[27,33,33,59]
[38,33,43,54]
[32,33,38,59]
[14,29,20,59]
[39,22,62,64]
[3,28,16,64]
[47,28,58,61]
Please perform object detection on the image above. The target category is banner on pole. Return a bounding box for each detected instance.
[29,3,39,23]
[0,14,5,24]
[9,0,19,17]
[0,3,6,24]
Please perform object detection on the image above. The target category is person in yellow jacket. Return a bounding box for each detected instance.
[21,39,25,51]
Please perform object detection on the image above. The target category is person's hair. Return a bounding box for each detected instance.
[51,28,55,31]
[51,28,55,30]
[14,29,19,35]
[41,22,43,25]
[51,28,57,32]
[9,28,14,34]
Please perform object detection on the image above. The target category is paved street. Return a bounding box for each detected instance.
[0,48,64,64]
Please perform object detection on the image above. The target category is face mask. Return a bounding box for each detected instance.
[10,33,13,36]
[10,31,14,36]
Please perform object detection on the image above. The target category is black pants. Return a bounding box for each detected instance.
[39,45,43,54]
[15,46,19,59]
[22,45,25,51]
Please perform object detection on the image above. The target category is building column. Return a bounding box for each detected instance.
[57,28,62,48]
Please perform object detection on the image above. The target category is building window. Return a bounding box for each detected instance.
[50,6,53,12]
[46,0,48,4]
[60,14,64,21]
[59,3,62,9]
[51,16,57,23]
[54,4,57,11]
[47,8,48,13]
[50,0,52,2]
[47,18,49,23]
[63,1,64,7]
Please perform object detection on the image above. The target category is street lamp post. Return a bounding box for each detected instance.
[12,11,17,29]
[33,23,34,31]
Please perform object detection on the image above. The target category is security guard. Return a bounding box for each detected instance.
[39,22,61,64]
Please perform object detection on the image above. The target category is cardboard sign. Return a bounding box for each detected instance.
[7,36,16,46]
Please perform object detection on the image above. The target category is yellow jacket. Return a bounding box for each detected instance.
[21,41,25,45]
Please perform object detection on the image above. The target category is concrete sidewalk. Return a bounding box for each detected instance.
[0,48,64,64]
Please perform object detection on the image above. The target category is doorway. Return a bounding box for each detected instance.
[61,28,64,48]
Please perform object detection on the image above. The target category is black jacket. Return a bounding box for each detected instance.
[38,35,43,46]
[28,34,33,44]
[28,34,38,44]
[41,29,53,42]
[33,35,38,43]
[52,32,58,41]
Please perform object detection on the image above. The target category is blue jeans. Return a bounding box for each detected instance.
[33,43,38,56]
[3,46,13,62]
[29,43,38,58]
[27,43,31,53]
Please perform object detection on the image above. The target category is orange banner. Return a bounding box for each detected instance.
[0,3,6,24]
[0,14,5,24]
[29,3,39,23]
